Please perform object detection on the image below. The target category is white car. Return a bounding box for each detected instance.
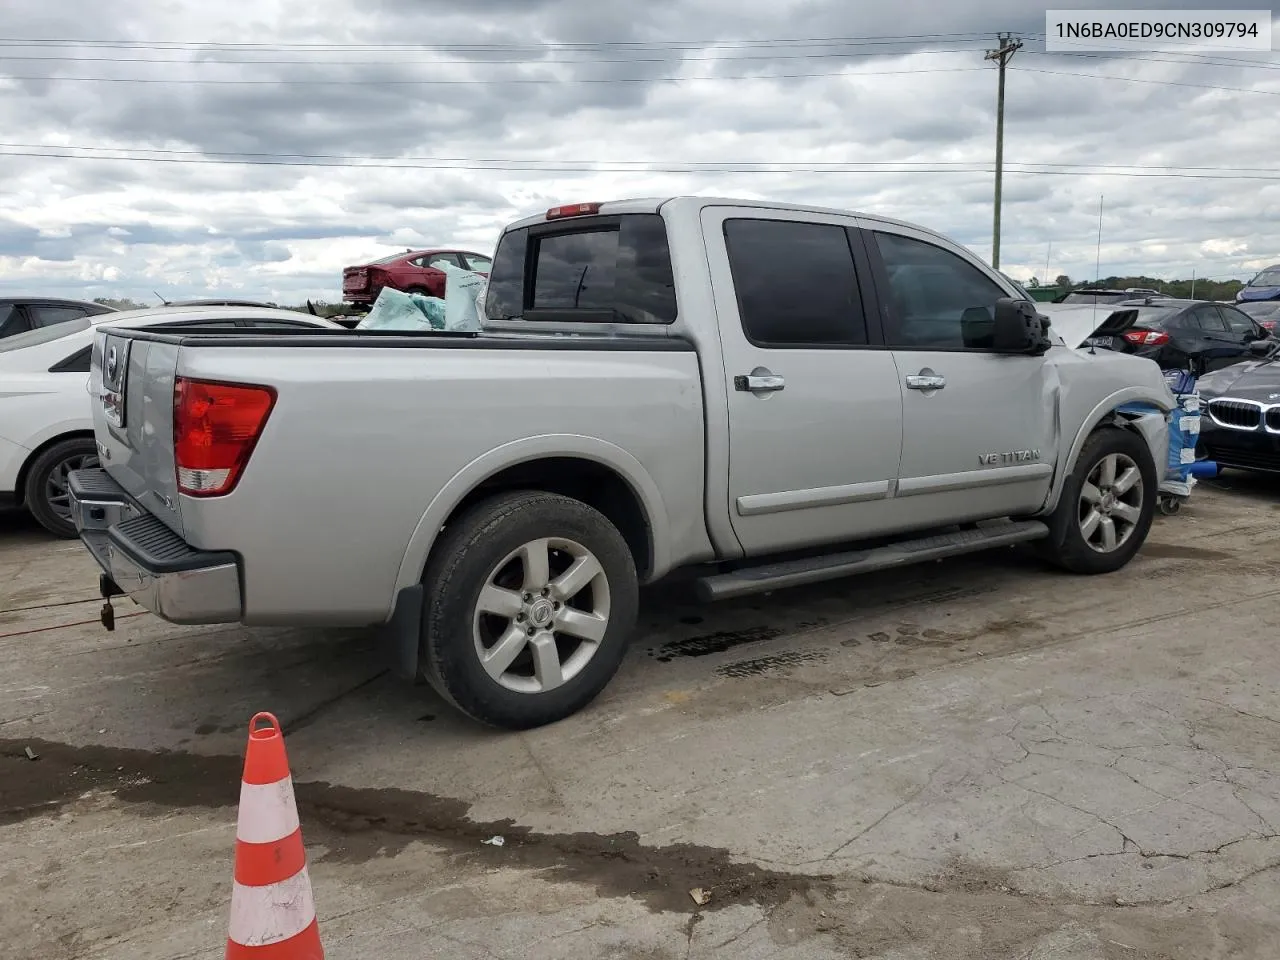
[0,305,342,537]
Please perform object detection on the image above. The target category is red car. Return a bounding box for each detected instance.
[342,248,492,305]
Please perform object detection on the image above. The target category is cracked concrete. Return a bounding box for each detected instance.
[4,474,1280,958]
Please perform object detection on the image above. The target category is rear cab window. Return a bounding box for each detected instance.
[484,213,677,325]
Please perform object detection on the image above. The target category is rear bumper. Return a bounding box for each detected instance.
[68,467,243,625]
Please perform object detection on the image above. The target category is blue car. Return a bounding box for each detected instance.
[1237,263,1280,303]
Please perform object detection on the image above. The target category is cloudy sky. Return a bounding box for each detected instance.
[2,0,1279,304]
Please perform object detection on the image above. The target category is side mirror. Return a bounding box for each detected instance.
[992,298,1052,355]
[1249,339,1273,356]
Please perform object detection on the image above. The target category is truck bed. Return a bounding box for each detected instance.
[90,325,710,625]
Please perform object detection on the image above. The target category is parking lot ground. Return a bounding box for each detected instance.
[4,476,1280,960]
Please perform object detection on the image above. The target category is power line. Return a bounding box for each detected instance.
[0,66,990,85]
[3,62,1278,97]
[12,141,1280,173]
[1023,49,1280,73]
[0,46,990,67]
[0,32,1001,51]
[8,146,1280,179]
[1016,66,1280,96]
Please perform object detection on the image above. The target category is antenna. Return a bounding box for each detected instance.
[1044,241,1052,286]
[153,290,170,306]
[1094,195,1104,284]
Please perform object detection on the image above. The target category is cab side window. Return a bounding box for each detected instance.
[723,218,868,346]
[874,232,1008,350]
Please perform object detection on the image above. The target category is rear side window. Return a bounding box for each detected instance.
[0,304,25,338]
[29,305,87,328]
[484,214,677,324]
[1190,306,1227,332]
[49,345,92,373]
[723,218,868,346]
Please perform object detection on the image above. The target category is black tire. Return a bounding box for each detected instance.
[421,490,639,729]
[404,286,431,297]
[1039,426,1157,574]
[23,437,99,539]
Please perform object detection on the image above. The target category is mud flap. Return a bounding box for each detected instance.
[381,584,425,682]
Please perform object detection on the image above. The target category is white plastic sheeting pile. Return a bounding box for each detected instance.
[356,262,486,333]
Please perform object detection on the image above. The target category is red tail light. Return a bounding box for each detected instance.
[1122,328,1170,346]
[174,378,276,497]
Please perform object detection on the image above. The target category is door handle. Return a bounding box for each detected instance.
[905,374,946,390]
[735,374,786,393]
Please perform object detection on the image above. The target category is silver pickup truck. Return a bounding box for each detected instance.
[67,197,1175,729]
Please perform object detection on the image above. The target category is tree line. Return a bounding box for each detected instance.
[1024,274,1245,302]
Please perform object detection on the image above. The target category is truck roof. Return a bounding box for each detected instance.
[502,196,961,248]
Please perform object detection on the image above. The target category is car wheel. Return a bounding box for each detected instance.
[420,490,639,730]
[1039,426,1156,575]
[24,437,99,539]
[404,286,431,297]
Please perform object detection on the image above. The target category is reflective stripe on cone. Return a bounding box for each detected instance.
[236,777,301,845]
[229,868,317,946]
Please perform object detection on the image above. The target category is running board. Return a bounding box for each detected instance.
[694,520,1050,602]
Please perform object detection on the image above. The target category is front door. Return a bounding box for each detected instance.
[862,224,1056,527]
[701,207,905,556]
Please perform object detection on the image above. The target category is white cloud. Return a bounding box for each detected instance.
[0,0,1278,301]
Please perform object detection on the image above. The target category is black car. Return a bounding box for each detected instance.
[1080,298,1272,374]
[1197,342,1280,473]
[0,297,116,340]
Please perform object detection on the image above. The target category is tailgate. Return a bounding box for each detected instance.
[90,328,186,535]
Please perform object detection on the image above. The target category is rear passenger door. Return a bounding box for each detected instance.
[863,224,1056,525]
[1187,305,1237,371]
[701,207,905,556]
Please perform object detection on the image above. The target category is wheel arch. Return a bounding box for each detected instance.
[13,429,96,507]
[393,436,671,602]
[1042,387,1172,514]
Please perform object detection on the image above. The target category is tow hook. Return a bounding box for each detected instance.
[99,574,123,632]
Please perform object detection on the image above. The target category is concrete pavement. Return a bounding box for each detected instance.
[3,474,1280,958]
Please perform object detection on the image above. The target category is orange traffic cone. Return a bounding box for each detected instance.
[226,712,324,960]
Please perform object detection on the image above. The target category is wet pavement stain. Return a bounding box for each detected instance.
[648,626,784,662]
[0,737,828,914]
[1141,542,1234,562]
[717,649,830,679]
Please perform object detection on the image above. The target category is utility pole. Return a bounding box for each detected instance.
[985,32,1022,270]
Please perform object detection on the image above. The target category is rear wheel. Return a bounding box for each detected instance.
[421,491,639,729]
[24,437,99,538]
[1039,427,1156,574]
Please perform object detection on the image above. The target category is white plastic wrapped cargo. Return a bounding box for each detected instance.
[356,287,445,331]
[437,261,486,331]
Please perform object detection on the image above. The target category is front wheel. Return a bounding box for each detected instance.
[1039,427,1157,574]
[24,437,99,539]
[421,491,639,729]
